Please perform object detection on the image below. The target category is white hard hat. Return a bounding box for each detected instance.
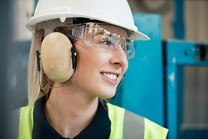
[27,0,149,40]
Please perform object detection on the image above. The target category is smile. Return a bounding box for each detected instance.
[100,72,118,80]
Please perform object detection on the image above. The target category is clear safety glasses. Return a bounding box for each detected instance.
[54,22,135,59]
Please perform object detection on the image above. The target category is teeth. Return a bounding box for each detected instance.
[103,73,117,80]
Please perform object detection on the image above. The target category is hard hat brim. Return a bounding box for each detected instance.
[27,14,150,40]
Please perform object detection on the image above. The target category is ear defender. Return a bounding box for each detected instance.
[38,32,77,82]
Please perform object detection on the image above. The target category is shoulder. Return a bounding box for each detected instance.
[107,103,168,139]
[125,109,168,139]
[144,118,168,139]
[106,103,143,125]
[19,104,34,117]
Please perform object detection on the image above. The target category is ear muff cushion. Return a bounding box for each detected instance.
[41,32,74,82]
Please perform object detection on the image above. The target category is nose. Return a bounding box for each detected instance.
[110,45,128,68]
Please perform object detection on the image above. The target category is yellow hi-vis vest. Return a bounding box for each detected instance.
[12,103,168,139]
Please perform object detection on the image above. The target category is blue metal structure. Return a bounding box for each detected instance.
[174,0,185,39]
[166,40,208,139]
[112,13,165,126]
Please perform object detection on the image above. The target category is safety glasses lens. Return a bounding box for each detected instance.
[58,23,135,59]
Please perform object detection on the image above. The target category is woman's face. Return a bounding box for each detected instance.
[71,24,128,99]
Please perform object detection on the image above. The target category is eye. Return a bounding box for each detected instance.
[96,34,113,45]
[102,40,113,45]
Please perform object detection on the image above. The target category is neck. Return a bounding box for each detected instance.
[44,85,99,138]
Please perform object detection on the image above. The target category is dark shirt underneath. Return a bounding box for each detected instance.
[33,96,111,139]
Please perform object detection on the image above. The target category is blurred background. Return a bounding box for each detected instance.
[1,0,208,139]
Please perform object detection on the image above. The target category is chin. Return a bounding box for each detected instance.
[99,90,116,99]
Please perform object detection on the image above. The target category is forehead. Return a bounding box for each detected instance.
[99,24,128,38]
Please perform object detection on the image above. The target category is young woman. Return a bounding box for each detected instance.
[14,0,168,138]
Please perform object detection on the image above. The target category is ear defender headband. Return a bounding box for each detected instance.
[36,32,77,83]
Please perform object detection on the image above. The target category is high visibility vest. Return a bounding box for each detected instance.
[11,103,168,139]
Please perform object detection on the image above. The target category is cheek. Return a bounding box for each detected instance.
[76,44,108,68]
[73,46,104,79]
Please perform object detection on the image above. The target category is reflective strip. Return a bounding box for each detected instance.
[123,110,144,139]
[107,103,145,139]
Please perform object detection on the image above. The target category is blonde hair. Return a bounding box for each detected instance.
[27,25,77,104]
[27,29,53,104]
